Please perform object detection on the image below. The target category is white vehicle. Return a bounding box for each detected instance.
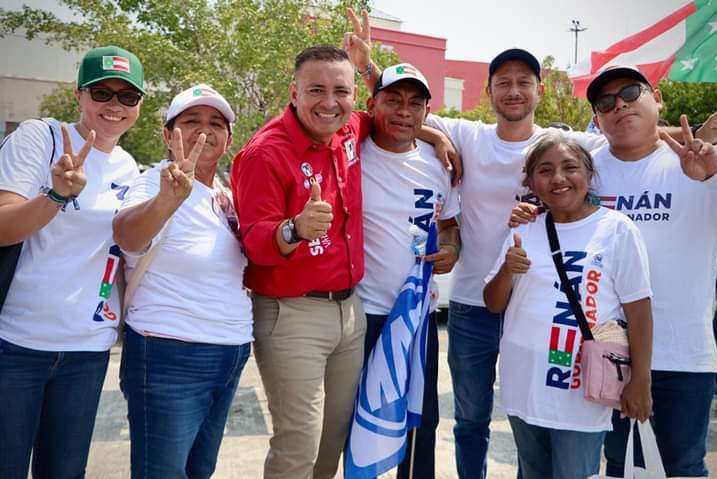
[433,270,454,321]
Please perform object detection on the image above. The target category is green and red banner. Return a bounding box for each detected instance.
[570,0,717,97]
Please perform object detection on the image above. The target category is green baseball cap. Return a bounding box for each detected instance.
[77,45,145,94]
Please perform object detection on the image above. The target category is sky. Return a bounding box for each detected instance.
[371,0,688,69]
[4,0,689,70]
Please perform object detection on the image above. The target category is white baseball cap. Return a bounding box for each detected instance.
[373,63,431,99]
[165,84,236,125]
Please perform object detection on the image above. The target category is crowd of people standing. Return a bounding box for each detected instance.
[1,7,717,479]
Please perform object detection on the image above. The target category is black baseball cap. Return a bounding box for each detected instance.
[489,48,541,81]
[586,65,652,105]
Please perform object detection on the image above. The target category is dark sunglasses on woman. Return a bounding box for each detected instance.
[593,84,647,114]
[82,86,143,107]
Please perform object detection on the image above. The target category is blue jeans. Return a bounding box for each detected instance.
[0,337,109,479]
[121,327,251,479]
[364,312,439,479]
[447,301,502,479]
[604,370,716,477]
[508,415,605,479]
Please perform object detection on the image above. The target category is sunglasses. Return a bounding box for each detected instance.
[593,84,646,114]
[82,86,143,107]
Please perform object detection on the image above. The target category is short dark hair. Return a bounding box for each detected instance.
[522,133,597,199]
[294,45,350,74]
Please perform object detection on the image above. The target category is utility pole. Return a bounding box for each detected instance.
[569,19,587,65]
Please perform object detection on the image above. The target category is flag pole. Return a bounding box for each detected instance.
[407,428,417,479]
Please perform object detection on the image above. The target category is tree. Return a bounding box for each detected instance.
[1,0,397,166]
[436,56,594,132]
[657,80,717,127]
[534,56,593,130]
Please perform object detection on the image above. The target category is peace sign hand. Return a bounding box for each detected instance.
[660,114,717,181]
[51,124,95,198]
[344,8,371,70]
[159,128,206,204]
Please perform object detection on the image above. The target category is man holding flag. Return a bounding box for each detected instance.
[341,12,460,478]
[345,61,460,479]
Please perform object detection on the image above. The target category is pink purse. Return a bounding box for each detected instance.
[546,212,631,410]
[581,340,631,409]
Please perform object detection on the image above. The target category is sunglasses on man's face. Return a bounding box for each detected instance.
[82,86,143,107]
[593,84,646,114]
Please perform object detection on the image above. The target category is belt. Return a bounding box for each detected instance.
[305,288,354,301]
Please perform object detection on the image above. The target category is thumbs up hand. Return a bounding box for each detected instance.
[294,180,333,241]
[504,233,530,274]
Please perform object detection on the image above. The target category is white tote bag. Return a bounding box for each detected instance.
[589,418,666,479]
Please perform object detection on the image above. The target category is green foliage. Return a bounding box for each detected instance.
[435,56,593,131]
[657,80,717,126]
[1,0,396,166]
[534,56,593,130]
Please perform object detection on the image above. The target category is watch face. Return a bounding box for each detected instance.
[281,222,293,243]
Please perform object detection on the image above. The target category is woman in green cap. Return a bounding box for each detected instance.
[0,45,144,478]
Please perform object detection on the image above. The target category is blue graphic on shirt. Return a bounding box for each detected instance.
[111,182,130,200]
[545,251,589,391]
[597,191,672,222]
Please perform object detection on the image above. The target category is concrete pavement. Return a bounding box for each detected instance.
[86,324,717,478]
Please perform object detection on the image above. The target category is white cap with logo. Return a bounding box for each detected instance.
[373,63,431,99]
[165,84,236,125]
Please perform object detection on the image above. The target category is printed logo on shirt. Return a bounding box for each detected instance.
[344,138,358,166]
[111,182,130,200]
[515,191,541,206]
[409,188,438,234]
[308,234,331,256]
[545,251,601,392]
[300,162,313,178]
[303,173,323,190]
[596,191,672,223]
[92,244,121,322]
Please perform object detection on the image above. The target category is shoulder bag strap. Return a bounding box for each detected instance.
[121,222,171,320]
[545,212,594,340]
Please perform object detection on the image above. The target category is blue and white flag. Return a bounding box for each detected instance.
[344,223,438,479]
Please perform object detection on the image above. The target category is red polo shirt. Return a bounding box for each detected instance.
[232,106,371,297]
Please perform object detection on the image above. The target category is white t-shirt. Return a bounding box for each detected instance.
[592,144,717,373]
[120,162,253,346]
[425,115,606,306]
[0,119,139,351]
[486,208,652,432]
[358,138,460,315]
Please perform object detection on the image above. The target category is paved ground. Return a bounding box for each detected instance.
[86,324,717,478]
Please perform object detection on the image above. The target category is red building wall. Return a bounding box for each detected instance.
[445,60,490,111]
[372,26,447,110]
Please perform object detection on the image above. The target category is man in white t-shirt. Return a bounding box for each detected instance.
[358,63,460,478]
[586,65,717,478]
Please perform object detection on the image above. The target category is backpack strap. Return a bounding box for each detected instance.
[39,118,58,167]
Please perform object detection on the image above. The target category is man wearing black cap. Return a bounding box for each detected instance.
[356,61,460,478]
[587,65,717,478]
[423,48,607,478]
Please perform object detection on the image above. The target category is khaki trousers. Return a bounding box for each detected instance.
[252,293,366,479]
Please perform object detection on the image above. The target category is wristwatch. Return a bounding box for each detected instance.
[281,218,301,244]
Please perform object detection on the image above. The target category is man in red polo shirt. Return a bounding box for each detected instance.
[231,45,371,479]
